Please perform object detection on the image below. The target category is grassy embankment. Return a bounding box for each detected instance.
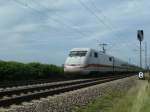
[75,73,150,112]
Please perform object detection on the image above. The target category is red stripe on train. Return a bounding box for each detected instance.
[84,64,127,69]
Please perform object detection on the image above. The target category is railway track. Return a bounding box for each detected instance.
[0,78,67,89]
[0,74,134,107]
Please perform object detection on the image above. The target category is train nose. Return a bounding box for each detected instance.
[64,64,82,71]
[64,64,88,74]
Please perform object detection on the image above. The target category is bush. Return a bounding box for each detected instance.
[0,61,64,81]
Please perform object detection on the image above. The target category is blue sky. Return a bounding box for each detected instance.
[0,0,150,67]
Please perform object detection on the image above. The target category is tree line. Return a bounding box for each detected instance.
[0,61,64,81]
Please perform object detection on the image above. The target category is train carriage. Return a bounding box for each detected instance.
[64,48,139,74]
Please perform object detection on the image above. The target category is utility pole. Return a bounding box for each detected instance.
[148,57,150,71]
[149,57,150,82]
[129,58,131,64]
[149,57,150,71]
[145,42,147,70]
[137,30,144,68]
[149,57,150,70]
[99,43,107,53]
[140,41,142,68]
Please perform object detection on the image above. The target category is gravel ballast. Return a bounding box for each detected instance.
[0,76,136,112]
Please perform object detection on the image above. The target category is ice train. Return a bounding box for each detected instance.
[64,48,140,74]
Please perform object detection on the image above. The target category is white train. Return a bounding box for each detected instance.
[64,48,139,74]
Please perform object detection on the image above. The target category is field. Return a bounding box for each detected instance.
[74,73,150,112]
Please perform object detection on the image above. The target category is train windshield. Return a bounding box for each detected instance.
[69,51,87,57]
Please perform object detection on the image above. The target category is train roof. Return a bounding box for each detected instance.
[69,48,138,67]
[70,48,92,51]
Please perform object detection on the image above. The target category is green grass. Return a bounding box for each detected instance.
[140,83,150,112]
[74,75,150,112]
[74,90,127,112]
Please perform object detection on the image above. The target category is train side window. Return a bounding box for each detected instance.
[109,57,112,62]
[94,52,98,58]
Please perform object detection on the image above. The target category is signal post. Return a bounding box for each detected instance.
[137,30,144,68]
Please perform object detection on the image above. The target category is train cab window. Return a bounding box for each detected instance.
[69,51,87,57]
[94,52,98,58]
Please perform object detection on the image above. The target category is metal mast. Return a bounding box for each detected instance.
[140,41,142,68]
[145,42,147,69]
[99,43,107,53]
[137,30,144,68]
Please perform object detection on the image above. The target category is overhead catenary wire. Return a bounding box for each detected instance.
[78,0,112,31]
[78,0,125,40]
[87,0,117,32]
[29,0,89,37]
[78,0,130,52]
[13,0,87,38]
[34,0,128,53]
[87,0,118,50]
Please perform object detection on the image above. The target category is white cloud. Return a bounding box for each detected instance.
[0,0,149,66]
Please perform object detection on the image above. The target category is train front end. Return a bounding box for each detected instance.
[64,48,90,75]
